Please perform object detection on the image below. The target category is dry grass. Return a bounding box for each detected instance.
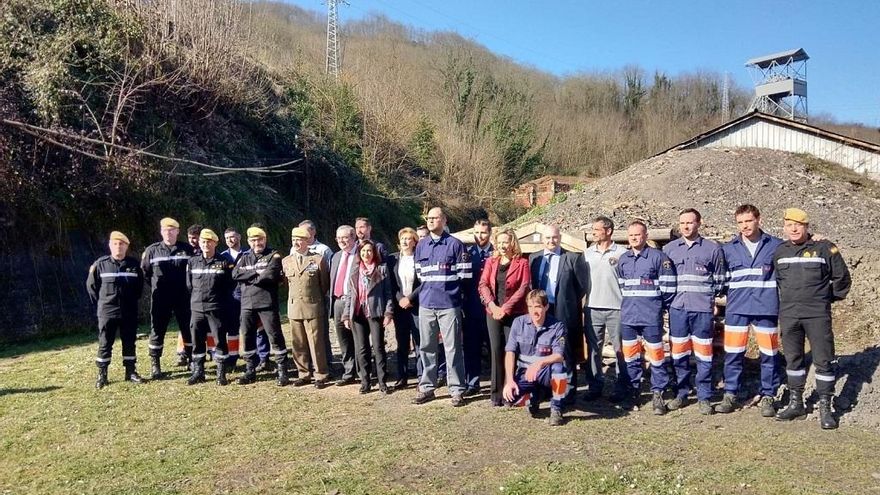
[2,330,880,494]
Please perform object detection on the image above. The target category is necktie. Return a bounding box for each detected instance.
[540,252,552,292]
[334,252,349,297]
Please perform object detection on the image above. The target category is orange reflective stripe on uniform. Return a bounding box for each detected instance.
[513,392,532,407]
[753,325,779,356]
[691,336,713,361]
[622,338,642,363]
[670,335,692,359]
[227,335,240,356]
[206,334,216,351]
[723,325,749,354]
[644,341,665,366]
[550,373,569,399]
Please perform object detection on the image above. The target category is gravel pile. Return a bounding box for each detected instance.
[537,147,880,427]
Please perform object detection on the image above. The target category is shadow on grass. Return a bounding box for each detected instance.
[0,385,62,396]
[836,345,880,417]
[0,331,97,359]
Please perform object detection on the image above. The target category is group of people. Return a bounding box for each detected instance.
[87,203,851,429]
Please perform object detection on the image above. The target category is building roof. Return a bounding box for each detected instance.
[451,221,586,253]
[515,175,591,190]
[746,48,809,68]
[655,111,880,157]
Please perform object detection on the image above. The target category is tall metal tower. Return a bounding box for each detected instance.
[325,0,345,80]
[746,48,809,121]
[721,72,730,122]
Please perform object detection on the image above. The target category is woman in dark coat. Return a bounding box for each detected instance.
[342,240,394,394]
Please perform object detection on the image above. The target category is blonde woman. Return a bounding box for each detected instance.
[478,229,531,406]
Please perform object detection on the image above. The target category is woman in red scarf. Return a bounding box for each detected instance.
[342,240,394,394]
[478,229,531,406]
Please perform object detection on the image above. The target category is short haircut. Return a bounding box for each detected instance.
[416,225,429,232]
[679,208,702,222]
[355,217,371,226]
[336,224,354,237]
[473,219,491,228]
[187,224,203,236]
[398,227,417,241]
[734,204,761,218]
[593,215,614,233]
[224,227,239,235]
[357,239,382,264]
[493,229,521,258]
[628,220,647,232]
[526,289,549,306]
[298,219,316,231]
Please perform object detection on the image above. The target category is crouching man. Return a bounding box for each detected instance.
[502,289,570,426]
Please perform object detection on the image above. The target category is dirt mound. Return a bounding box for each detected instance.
[537,147,880,426]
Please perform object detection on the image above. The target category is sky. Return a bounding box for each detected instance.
[284,0,880,126]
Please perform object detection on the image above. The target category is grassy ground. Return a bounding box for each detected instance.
[2,331,880,495]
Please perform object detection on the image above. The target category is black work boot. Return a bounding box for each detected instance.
[759,396,777,418]
[124,363,144,384]
[276,360,290,387]
[150,355,164,380]
[176,352,190,368]
[187,358,206,385]
[776,389,807,421]
[238,359,257,385]
[652,391,667,415]
[95,366,109,389]
[818,395,838,430]
[715,393,738,414]
[216,361,228,386]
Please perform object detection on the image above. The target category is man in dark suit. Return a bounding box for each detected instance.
[330,224,359,386]
[529,224,590,404]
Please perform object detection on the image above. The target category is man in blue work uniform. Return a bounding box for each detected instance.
[617,221,677,414]
[503,289,570,426]
[411,206,472,407]
[220,228,247,370]
[463,218,493,396]
[663,208,726,415]
[718,204,783,416]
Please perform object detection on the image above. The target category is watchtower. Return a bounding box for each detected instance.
[746,48,809,121]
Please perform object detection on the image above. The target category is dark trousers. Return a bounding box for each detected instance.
[669,308,714,401]
[332,297,357,379]
[96,315,138,367]
[509,362,570,412]
[463,308,488,390]
[781,314,836,396]
[192,310,227,362]
[351,314,388,385]
[240,308,287,368]
[224,302,241,367]
[256,328,270,362]
[394,306,421,379]
[148,292,192,358]
[486,313,515,402]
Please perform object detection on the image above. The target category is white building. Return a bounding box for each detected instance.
[660,111,880,179]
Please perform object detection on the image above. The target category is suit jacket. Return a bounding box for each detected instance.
[330,247,358,303]
[529,249,591,359]
[282,252,330,320]
[478,255,531,317]
[341,263,394,322]
[387,252,421,307]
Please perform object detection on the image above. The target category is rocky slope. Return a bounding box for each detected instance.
[537,147,880,426]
